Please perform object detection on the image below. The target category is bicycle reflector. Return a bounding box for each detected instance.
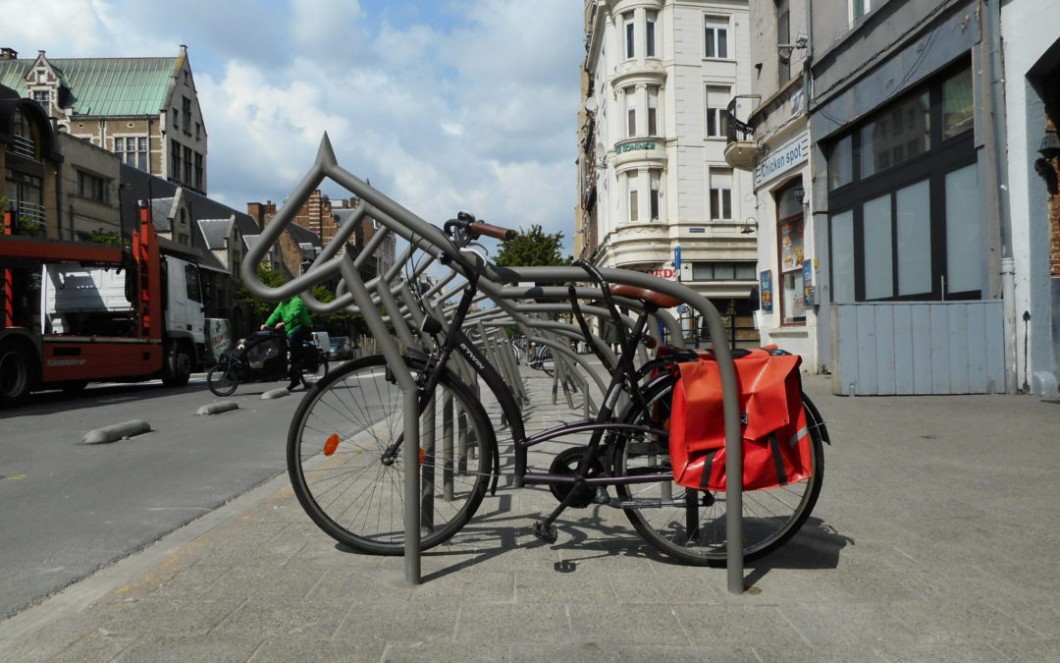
[324,433,340,456]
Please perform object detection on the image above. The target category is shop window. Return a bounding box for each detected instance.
[777,181,806,324]
[827,60,979,302]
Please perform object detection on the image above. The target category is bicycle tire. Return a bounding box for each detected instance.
[304,351,329,382]
[612,374,825,565]
[287,354,493,555]
[207,360,239,396]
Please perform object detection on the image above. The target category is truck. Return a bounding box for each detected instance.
[1,203,210,407]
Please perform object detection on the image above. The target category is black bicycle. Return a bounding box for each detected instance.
[285,215,829,565]
[207,329,328,396]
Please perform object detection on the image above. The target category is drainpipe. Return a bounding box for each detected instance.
[982,0,1016,393]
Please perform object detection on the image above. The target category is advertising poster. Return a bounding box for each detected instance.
[759,270,773,312]
[802,259,815,306]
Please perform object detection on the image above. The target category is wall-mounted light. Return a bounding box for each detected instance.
[740,216,757,234]
[1038,129,1060,160]
[1035,128,1059,194]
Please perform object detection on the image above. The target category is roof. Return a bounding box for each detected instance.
[0,55,180,116]
[198,218,234,250]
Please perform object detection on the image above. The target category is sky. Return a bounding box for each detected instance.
[3,0,585,254]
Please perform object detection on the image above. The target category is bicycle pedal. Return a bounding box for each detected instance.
[532,521,558,544]
[592,487,610,504]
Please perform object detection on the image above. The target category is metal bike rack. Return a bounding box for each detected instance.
[241,135,746,593]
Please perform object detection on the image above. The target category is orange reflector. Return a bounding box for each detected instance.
[323,433,340,456]
[419,448,426,464]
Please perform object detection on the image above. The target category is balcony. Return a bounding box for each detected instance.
[723,98,757,171]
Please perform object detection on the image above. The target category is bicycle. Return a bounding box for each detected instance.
[207,328,329,396]
[283,212,829,565]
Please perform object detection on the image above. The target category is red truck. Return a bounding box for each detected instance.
[1,205,209,406]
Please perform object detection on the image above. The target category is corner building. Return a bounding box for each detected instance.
[577,0,758,346]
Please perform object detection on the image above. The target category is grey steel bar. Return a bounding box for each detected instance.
[241,135,745,592]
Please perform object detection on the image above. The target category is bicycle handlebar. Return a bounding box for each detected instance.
[470,221,517,241]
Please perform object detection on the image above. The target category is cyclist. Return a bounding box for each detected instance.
[261,294,314,391]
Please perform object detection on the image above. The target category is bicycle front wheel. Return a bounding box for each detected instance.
[613,375,825,565]
[287,354,493,555]
[207,360,238,396]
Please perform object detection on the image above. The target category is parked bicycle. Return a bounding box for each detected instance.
[239,141,829,566]
[281,213,828,565]
[207,328,328,396]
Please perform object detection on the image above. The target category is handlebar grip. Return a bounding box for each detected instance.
[470,221,517,241]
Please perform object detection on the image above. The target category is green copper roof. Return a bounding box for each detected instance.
[0,56,179,116]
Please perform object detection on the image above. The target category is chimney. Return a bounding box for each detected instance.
[0,47,18,60]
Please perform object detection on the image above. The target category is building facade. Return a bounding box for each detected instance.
[0,45,208,195]
[735,0,1059,398]
[578,0,758,345]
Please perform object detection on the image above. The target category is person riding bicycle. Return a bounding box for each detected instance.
[261,294,314,391]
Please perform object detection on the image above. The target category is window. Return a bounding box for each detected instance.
[705,16,729,59]
[627,171,639,222]
[32,90,49,109]
[692,262,757,281]
[184,264,202,303]
[646,11,657,57]
[647,86,659,137]
[649,169,661,220]
[115,136,149,171]
[76,170,109,203]
[626,88,637,138]
[183,146,193,184]
[624,12,635,59]
[858,91,930,178]
[942,68,974,139]
[170,139,182,180]
[182,97,192,134]
[777,0,790,85]
[194,152,204,191]
[709,168,733,221]
[171,108,178,130]
[706,86,730,138]
[827,61,980,302]
[850,0,871,23]
[777,181,806,323]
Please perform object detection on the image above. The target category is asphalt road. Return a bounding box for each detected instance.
[0,374,310,619]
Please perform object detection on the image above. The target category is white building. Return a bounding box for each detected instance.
[577,0,758,345]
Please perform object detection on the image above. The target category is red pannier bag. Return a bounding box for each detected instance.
[668,349,813,491]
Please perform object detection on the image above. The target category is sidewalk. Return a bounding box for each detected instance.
[1,368,1059,662]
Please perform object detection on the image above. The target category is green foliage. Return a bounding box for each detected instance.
[493,224,572,268]
[236,265,359,332]
[236,265,289,318]
[86,229,122,246]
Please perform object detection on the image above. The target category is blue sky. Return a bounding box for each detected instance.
[2,0,584,252]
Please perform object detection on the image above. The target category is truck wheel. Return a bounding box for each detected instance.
[0,342,33,407]
[162,344,193,387]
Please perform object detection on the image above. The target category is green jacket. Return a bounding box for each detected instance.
[264,296,313,333]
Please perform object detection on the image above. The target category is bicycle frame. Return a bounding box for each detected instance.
[415,269,674,498]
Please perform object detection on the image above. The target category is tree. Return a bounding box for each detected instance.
[493,224,572,268]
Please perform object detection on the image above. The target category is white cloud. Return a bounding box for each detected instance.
[4,0,583,254]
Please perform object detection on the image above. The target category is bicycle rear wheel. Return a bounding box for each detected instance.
[612,375,825,565]
[287,354,493,555]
